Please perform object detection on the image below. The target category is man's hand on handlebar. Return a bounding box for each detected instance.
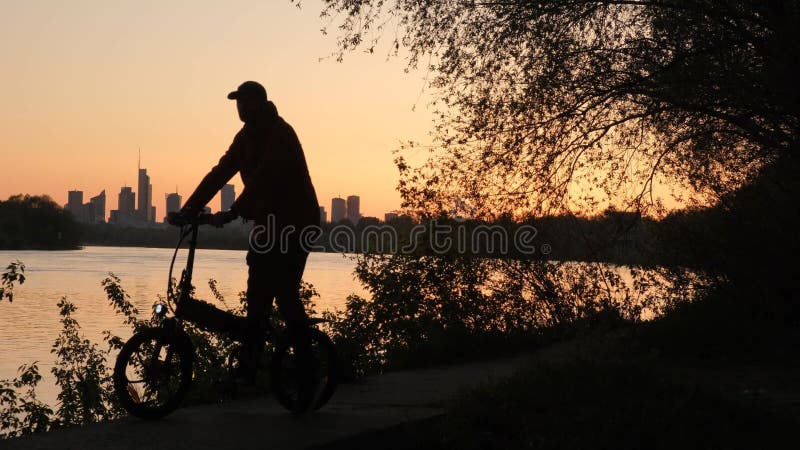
[209,210,238,228]
[167,209,237,227]
[167,210,190,226]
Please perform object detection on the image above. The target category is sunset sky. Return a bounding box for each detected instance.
[0,0,435,219]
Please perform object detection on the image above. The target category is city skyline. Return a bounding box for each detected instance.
[48,152,399,221]
[66,164,390,224]
[0,1,432,220]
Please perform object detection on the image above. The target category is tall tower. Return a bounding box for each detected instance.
[346,195,361,223]
[148,184,154,221]
[331,197,346,223]
[137,151,153,222]
[221,184,236,212]
[319,206,327,224]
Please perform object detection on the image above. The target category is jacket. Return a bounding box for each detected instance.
[182,101,320,228]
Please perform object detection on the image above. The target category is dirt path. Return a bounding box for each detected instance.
[2,354,532,450]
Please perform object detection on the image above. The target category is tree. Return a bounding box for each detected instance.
[314,0,799,217]
[0,195,81,249]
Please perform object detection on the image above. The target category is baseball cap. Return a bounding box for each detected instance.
[227,81,267,101]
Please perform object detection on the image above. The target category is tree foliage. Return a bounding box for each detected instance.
[0,364,52,439]
[315,0,799,216]
[1,261,25,304]
[0,195,81,249]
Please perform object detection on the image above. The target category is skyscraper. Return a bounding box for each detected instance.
[118,186,135,215]
[89,190,106,222]
[165,192,182,215]
[331,197,346,222]
[81,202,95,223]
[221,184,235,212]
[148,184,154,221]
[67,190,83,217]
[319,206,327,224]
[110,186,135,224]
[137,167,152,221]
[346,195,361,223]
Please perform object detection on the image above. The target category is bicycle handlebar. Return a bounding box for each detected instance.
[166,211,213,227]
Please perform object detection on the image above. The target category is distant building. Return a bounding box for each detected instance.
[88,190,106,222]
[165,192,182,220]
[202,206,212,214]
[319,206,327,224]
[384,212,399,223]
[110,186,136,224]
[331,197,346,222]
[81,202,95,223]
[221,184,236,212]
[137,167,151,221]
[67,190,83,217]
[148,184,154,221]
[118,187,135,215]
[346,195,360,223]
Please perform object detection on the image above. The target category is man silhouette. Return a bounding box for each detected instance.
[180,80,320,413]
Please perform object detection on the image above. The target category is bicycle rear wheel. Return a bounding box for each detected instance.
[113,327,194,419]
[270,328,338,412]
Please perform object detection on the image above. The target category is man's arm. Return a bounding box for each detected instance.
[181,135,240,215]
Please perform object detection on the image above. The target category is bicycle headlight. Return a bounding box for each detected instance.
[154,303,167,316]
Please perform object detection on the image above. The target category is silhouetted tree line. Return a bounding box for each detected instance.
[81,222,253,250]
[79,213,657,264]
[0,194,742,268]
[0,195,80,250]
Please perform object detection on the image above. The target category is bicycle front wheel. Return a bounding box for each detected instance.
[113,327,194,419]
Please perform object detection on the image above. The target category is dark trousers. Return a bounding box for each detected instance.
[242,244,313,383]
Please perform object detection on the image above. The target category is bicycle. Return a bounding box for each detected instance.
[112,212,337,419]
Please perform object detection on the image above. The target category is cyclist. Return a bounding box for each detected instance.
[179,80,320,413]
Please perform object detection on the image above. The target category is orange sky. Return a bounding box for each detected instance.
[0,0,435,219]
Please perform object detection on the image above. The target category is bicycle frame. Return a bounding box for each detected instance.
[160,213,326,343]
[167,214,205,312]
[161,214,251,340]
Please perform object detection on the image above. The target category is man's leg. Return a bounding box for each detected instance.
[240,249,276,382]
[273,247,314,412]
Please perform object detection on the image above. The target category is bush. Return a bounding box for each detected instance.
[0,364,52,439]
[323,253,700,380]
